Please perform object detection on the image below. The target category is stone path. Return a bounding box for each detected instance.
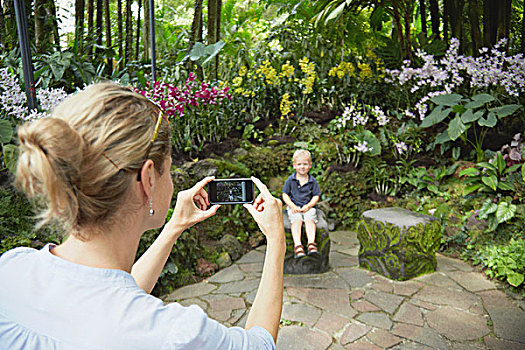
[164,231,525,349]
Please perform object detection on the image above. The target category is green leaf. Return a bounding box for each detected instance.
[482,175,498,191]
[362,130,381,156]
[421,107,453,128]
[496,153,505,174]
[490,104,522,118]
[3,144,18,174]
[463,183,482,195]
[447,116,468,141]
[0,119,13,144]
[459,168,478,177]
[506,164,521,174]
[464,93,495,108]
[522,164,525,182]
[479,199,497,219]
[477,162,497,172]
[496,202,516,223]
[435,130,450,144]
[507,272,524,287]
[478,111,497,127]
[461,109,483,123]
[430,93,463,106]
[497,181,515,191]
[452,147,460,160]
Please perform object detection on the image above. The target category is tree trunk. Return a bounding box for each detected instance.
[87,0,94,60]
[34,0,48,52]
[428,0,440,38]
[125,0,132,63]
[391,3,406,59]
[521,5,525,54]
[207,0,219,79]
[117,0,123,69]
[104,0,112,75]
[402,1,414,60]
[468,0,482,56]
[75,0,85,53]
[445,0,464,48]
[48,0,60,50]
[96,0,103,60]
[136,0,141,59]
[502,0,511,51]
[188,0,204,80]
[0,1,5,46]
[483,0,497,48]
[144,0,150,61]
[419,0,427,37]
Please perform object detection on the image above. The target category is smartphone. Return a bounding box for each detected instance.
[208,178,255,204]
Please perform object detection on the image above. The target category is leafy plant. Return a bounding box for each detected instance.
[478,197,517,232]
[420,93,522,162]
[459,152,520,196]
[476,238,525,288]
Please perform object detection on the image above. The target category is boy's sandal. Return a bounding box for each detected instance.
[294,245,306,259]
[307,242,319,255]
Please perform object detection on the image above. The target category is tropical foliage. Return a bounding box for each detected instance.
[1,0,524,295]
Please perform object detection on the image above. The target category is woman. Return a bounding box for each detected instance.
[0,83,285,349]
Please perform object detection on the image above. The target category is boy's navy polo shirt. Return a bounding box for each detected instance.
[282,173,321,207]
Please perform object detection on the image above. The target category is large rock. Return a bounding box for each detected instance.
[283,208,331,274]
[217,234,244,261]
[357,207,441,280]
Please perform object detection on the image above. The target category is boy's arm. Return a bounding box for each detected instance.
[282,193,300,213]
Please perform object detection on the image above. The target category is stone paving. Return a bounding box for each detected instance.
[164,231,525,349]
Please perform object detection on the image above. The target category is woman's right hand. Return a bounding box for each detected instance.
[243,177,284,242]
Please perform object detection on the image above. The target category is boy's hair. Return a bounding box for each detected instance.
[292,149,312,163]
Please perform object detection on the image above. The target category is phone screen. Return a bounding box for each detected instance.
[208,179,254,204]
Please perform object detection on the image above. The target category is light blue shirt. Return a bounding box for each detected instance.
[0,245,275,350]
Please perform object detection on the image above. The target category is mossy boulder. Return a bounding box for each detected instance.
[357,207,441,280]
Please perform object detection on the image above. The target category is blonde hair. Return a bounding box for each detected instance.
[292,149,312,163]
[15,82,171,238]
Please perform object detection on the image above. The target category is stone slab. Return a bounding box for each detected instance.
[207,265,246,283]
[287,287,357,318]
[236,250,265,264]
[392,323,450,349]
[362,207,436,228]
[213,278,260,294]
[335,267,374,288]
[344,338,382,349]
[436,254,474,272]
[478,290,525,344]
[363,290,405,315]
[447,271,497,292]
[393,302,424,326]
[484,336,525,350]
[164,281,217,301]
[282,302,322,326]
[276,325,333,350]
[426,306,490,341]
[414,284,479,310]
[284,271,348,289]
[356,312,393,329]
[329,251,358,267]
[314,312,351,335]
[340,322,372,344]
[367,328,403,348]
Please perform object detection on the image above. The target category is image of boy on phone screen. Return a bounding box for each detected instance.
[282,149,321,259]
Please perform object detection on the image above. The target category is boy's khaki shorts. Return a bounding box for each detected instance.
[286,206,317,224]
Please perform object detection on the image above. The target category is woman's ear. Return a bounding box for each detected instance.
[139,159,156,198]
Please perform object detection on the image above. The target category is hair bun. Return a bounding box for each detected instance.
[16,118,85,229]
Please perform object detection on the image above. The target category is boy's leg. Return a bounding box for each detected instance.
[304,208,318,244]
[291,220,303,247]
[304,220,316,244]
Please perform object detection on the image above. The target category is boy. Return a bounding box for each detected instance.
[282,149,321,258]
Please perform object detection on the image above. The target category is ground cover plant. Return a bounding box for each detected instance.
[1,0,524,297]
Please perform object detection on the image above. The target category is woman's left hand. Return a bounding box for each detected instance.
[167,176,220,232]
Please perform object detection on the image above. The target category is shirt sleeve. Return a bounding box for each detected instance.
[162,304,275,350]
[311,178,321,197]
